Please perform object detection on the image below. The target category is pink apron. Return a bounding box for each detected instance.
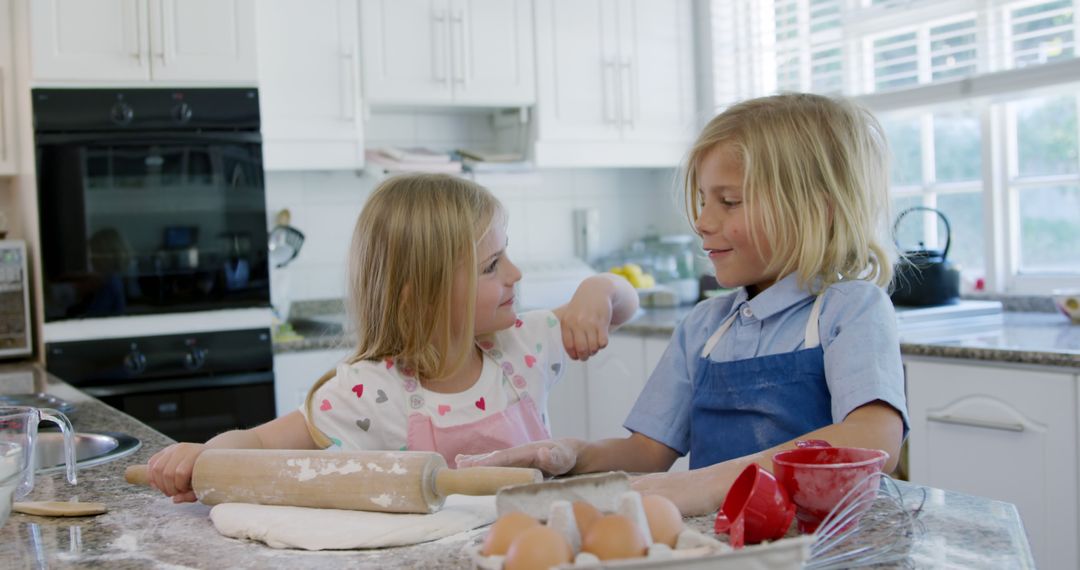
[406,389,550,468]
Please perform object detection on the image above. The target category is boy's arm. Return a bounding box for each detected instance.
[632,401,904,516]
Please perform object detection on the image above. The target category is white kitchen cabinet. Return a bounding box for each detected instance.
[533,0,697,167]
[547,358,587,440]
[906,358,1078,570]
[0,0,15,175]
[359,0,534,107]
[30,0,256,83]
[273,348,351,417]
[257,0,364,170]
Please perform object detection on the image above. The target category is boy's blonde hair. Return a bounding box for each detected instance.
[346,174,504,381]
[684,93,895,291]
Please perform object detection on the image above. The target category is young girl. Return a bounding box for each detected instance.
[458,93,909,516]
[147,173,638,502]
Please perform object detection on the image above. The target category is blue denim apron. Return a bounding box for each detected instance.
[689,295,833,469]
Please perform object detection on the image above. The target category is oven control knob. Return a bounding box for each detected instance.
[110,102,134,126]
[123,349,147,375]
[172,103,193,124]
[184,346,208,370]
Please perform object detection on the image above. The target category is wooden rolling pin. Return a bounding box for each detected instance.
[125,449,540,514]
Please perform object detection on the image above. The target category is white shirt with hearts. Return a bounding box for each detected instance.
[303,310,569,452]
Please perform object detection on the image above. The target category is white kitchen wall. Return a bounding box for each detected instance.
[265,110,690,307]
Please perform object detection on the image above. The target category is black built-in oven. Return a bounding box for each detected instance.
[34,89,276,442]
[34,88,270,320]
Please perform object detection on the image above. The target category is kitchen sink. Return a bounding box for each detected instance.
[34,431,142,474]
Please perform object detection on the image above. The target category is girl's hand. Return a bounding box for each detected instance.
[557,279,616,361]
[146,442,206,503]
[456,438,585,476]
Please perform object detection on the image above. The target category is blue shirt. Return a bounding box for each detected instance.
[624,273,909,456]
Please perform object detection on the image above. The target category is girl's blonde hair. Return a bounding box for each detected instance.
[684,93,895,291]
[346,173,504,381]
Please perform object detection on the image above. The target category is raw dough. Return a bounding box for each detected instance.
[209,495,496,550]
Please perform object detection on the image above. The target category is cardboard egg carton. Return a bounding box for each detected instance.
[471,491,813,569]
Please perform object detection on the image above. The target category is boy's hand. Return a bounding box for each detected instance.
[146,442,206,503]
[456,438,585,476]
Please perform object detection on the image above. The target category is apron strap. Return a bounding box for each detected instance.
[700,312,737,358]
[700,293,826,359]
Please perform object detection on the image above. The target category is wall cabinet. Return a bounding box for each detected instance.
[359,0,534,107]
[273,348,350,417]
[0,0,15,175]
[533,0,697,167]
[256,0,364,170]
[906,358,1078,569]
[30,0,256,83]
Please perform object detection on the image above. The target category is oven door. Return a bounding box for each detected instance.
[36,131,269,322]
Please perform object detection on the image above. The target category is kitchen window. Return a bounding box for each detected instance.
[707,0,1080,293]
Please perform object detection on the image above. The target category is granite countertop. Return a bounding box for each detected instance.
[277,305,1080,368]
[1,362,1037,568]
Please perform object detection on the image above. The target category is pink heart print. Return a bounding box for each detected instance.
[319,399,332,411]
[438,404,451,416]
[515,318,523,328]
[524,355,537,368]
[385,358,394,369]
[475,397,486,411]
[352,384,364,398]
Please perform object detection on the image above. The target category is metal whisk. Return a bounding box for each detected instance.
[805,473,926,569]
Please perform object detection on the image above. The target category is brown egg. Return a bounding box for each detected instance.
[482,511,540,556]
[582,514,647,560]
[641,494,684,547]
[572,501,602,536]
[504,526,573,570]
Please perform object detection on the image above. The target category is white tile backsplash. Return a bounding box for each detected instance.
[266,111,691,304]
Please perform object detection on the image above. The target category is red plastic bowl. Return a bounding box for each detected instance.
[771,447,889,533]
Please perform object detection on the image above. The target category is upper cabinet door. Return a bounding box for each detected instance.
[360,0,454,105]
[534,0,620,141]
[257,0,364,170]
[533,0,697,167]
[619,0,696,144]
[31,0,151,81]
[449,0,534,106]
[151,0,256,82]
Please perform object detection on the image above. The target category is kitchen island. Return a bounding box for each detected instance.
[1,363,1036,569]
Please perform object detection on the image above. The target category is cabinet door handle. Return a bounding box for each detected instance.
[132,0,144,64]
[340,50,356,120]
[451,11,467,86]
[927,413,1025,432]
[619,59,633,129]
[431,11,448,83]
[0,68,7,162]
[601,60,617,125]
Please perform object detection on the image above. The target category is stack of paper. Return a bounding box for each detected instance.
[366,148,462,173]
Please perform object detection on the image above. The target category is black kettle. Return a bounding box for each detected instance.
[890,207,961,306]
